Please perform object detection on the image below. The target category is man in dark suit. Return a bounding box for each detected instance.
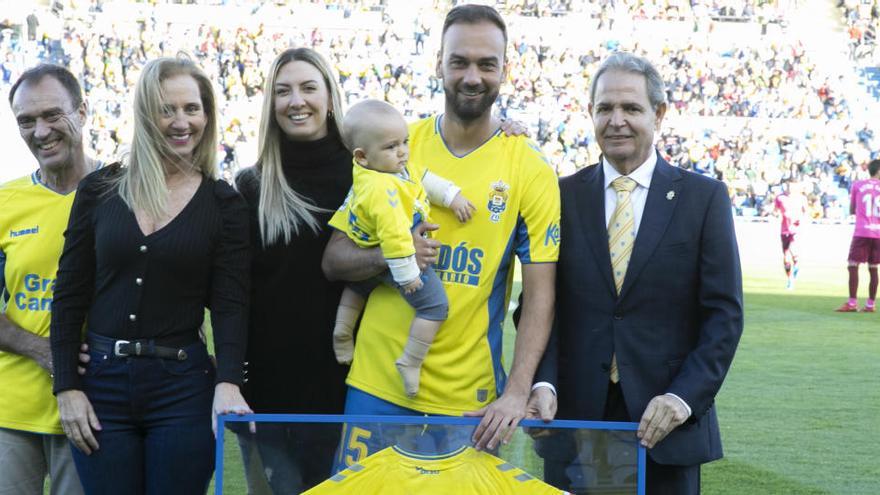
[526,52,744,494]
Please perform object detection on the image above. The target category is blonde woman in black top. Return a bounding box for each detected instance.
[233,47,353,494]
[50,56,251,495]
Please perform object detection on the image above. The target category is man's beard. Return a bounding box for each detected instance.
[444,83,499,122]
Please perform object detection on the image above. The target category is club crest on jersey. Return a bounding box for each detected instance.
[487,180,509,223]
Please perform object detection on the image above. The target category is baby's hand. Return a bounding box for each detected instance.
[449,192,476,223]
[403,277,424,294]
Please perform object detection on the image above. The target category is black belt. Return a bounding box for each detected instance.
[89,338,190,361]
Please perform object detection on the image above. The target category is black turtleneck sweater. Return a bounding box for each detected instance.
[235,134,352,413]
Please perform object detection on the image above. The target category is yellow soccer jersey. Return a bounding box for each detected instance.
[335,159,431,259]
[328,115,561,414]
[0,172,76,434]
[305,445,570,495]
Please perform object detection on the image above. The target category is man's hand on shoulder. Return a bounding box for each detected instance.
[464,389,529,450]
[500,118,529,137]
[637,394,690,448]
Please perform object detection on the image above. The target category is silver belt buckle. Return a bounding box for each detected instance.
[113,340,131,357]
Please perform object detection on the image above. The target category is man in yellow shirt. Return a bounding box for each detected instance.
[323,4,559,463]
[0,65,96,495]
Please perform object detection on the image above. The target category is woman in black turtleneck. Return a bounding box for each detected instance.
[234,48,352,494]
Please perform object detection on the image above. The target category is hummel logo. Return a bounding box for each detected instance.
[10,226,39,238]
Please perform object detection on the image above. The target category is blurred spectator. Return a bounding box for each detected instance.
[839,0,879,61]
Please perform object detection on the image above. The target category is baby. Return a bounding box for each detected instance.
[332,100,474,397]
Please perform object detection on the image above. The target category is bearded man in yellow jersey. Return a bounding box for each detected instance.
[0,65,97,495]
[323,4,559,465]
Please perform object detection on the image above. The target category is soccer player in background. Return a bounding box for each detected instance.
[836,159,880,312]
[773,181,808,290]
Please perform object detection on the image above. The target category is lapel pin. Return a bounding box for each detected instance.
[666,190,675,200]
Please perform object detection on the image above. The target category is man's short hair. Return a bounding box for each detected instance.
[442,4,508,46]
[589,52,666,110]
[8,64,83,109]
[869,158,880,177]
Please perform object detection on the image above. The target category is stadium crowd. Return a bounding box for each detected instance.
[0,3,872,494]
[839,0,878,61]
[0,0,874,219]
[659,121,874,218]
[496,0,792,22]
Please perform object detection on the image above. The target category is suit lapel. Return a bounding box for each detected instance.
[574,164,616,295]
[619,158,682,299]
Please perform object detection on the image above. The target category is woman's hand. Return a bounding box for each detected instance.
[57,390,102,455]
[212,382,254,436]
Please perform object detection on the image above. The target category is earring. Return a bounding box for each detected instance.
[328,110,334,118]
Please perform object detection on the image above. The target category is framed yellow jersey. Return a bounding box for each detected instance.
[305,445,570,495]
[328,115,561,414]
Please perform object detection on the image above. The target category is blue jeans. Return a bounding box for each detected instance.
[71,334,215,495]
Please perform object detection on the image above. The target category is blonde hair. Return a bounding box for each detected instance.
[255,47,345,246]
[115,56,218,220]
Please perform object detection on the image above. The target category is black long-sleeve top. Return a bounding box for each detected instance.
[235,134,352,413]
[51,165,250,393]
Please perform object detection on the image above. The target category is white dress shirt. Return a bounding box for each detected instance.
[603,150,656,230]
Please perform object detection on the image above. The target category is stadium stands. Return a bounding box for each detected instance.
[0,0,874,219]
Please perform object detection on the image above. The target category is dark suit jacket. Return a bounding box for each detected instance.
[536,155,743,467]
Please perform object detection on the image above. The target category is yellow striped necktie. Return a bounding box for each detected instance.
[608,176,637,383]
